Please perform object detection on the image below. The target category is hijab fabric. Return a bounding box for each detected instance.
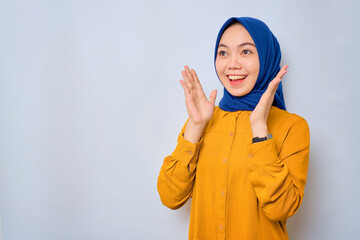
[215,17,286,111]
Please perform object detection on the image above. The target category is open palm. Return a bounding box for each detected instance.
[250,65,288,137]
[180,65,217,127]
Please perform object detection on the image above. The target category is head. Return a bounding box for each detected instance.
[214,17,286,111]
[215,23,260,97]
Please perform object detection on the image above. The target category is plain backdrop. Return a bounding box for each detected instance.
[1,0,360,239]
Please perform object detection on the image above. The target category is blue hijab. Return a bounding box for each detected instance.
[215,17,286,111]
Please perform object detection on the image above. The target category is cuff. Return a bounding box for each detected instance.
[171,133,203,167]
[247,138,279,166]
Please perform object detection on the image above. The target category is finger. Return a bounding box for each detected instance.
[267,65,288,95]
[179,79,191,97]
[185,65,195,85]
[258,80,280,110]
[265,67,287,95]
[267,81,280,102]
[186,66,196,92]
[191,69,207,100]
[191,69,203,90]
[183,66,195,90]
[255,91,275,121]
[253,67,288,120]
[268,65,287,96]
[208,89,217,105]
[277,65,288,80]
[262,80,279,99]
[182,70,195,91]
[185,65,194,82]
[268,78,281,94]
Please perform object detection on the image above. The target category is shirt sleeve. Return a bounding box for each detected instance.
[157,122,203,210]
[247,118,310,221]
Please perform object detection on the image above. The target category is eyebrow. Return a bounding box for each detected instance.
[218,42,255,48]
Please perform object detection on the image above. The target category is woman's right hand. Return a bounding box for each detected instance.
[179,65,217,143]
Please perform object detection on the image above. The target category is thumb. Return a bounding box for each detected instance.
[208,89,217,105]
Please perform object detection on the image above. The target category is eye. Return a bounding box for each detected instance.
[242,49,252,55]
[218,50,227,56]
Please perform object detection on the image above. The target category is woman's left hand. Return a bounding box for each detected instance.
[250,65,288,137]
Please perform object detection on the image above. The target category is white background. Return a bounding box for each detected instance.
[1,0,359,239]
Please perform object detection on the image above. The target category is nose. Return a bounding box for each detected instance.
[228,55,241,69]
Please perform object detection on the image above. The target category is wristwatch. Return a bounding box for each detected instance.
[252,134,273,144]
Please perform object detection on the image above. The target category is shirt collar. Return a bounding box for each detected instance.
[219,108,252,118]
[219,108,252,117]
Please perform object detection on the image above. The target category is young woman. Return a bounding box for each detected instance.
[157,17,310,240]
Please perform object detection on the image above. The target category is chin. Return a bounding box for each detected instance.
[226,88,251,97]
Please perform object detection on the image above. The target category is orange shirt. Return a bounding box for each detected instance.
[157,106,310,240]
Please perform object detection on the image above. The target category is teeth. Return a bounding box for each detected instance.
[228,75,246,80]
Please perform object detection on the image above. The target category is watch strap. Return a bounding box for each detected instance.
[252,134,273,143]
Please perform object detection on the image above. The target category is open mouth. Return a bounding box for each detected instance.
[227,75,247,85]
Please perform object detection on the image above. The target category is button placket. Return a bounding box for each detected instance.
[218,112,238,236]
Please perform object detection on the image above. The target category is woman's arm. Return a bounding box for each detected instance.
[157,122,203,209]
[248,65,310,220]
[250,65,288,138]
[157,66,217,209]
[247,118,310,220]
[179,65,217,143]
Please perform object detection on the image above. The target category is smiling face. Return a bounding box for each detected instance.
[215,23,260,97]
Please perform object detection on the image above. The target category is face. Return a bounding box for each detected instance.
[215,23,260,97]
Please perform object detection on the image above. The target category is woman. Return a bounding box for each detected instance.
[157,17,310,240]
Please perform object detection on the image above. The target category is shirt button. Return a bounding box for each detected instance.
[222,158,227,163]
[219,225,224,230]
[187,150,193,155]
[221,191,225,196]
[229,131,234,136]
[248,153,254,158]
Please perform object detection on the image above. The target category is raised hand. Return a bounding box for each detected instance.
[250,65,288,138]
[179,65,217,143]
